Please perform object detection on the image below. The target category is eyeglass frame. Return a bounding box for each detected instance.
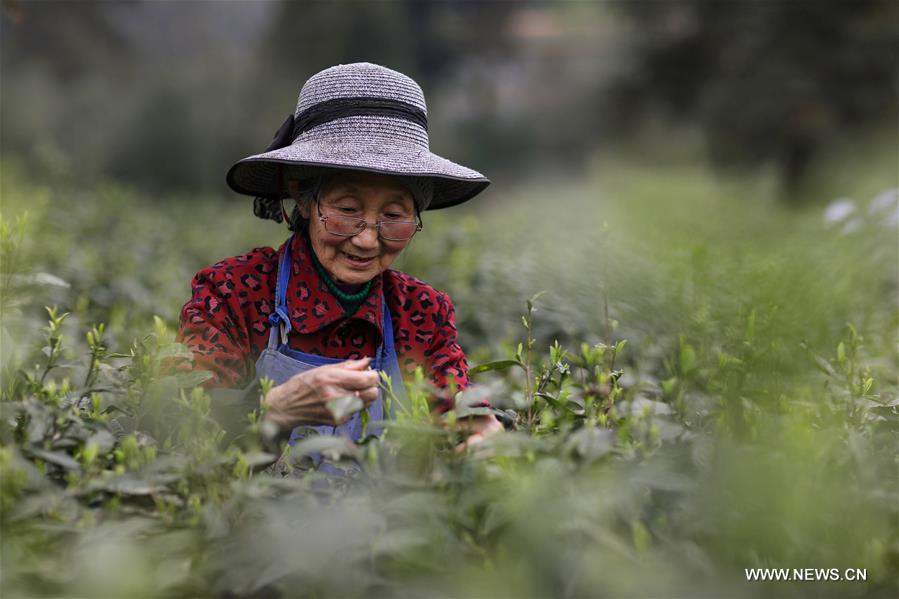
[312,198,423,241]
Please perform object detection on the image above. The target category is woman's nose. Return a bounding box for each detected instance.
[351,223,380,249]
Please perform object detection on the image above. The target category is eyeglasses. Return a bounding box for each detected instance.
[315,200,422,241]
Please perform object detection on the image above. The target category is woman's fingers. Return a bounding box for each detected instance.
[321,365,380,392]
[333,357,372,370]
[453,414,504,454]
[268,360,383,428]
[454,433,485,454]
[356,386,379,405]
[337,370,380,390]
[329,359,380,401]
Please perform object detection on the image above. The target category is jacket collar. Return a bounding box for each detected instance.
[281,233,384,341]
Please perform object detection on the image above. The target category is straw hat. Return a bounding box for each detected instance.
[226,62,489,216]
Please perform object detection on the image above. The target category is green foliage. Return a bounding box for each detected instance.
[3,294,896,597]
[1,157,897,596]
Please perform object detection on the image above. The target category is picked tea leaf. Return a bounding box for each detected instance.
[326,394,363,423]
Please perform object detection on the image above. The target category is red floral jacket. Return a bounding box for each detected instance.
[177,233,471,411]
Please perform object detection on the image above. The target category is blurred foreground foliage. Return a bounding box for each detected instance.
[1,149,897,597]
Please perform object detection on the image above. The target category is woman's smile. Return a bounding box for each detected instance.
[341,250,376,268]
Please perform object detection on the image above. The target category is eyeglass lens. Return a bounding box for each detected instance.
[325,215,418,241]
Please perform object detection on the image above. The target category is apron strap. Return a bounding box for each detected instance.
[267,234,295,349]
[378,293,409,416]
[267,232,401,390]
[379,294,392,365]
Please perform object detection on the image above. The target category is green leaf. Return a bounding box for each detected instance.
[813,355,836,376]
[371,529,431,555]
[27,448,81,473]
[534,392,560,407]
[153,315,171,338]
[86,475,160,495]
[239,451,278,469]
[717,352,744,370]
[567,427,615,460]
[171,369,213,389]
[632,520,651,553]
[566,394,586,416]
[526,290,547,312]
[469,359,524,376]
[158,342,195,361]
[745,308,756,342]
[290,435,359,460]
[617,397,674,417]
[326,394,363,423]
[861,377,873,394]
[85,430,116,454]
[679,342,696,375]
[660,377,678,396]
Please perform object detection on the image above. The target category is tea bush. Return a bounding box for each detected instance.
[1,154,897,597]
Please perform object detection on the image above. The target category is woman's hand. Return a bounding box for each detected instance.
[261,357,380,430]
[454,413,504,453]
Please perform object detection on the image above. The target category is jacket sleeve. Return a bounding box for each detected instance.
[177,265,255,388]
[176,267,293,452]
[427,292,493,413]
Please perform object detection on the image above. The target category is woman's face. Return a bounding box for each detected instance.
[293,171,417,286]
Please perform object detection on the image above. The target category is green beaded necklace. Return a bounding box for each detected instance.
[309,248,372,313]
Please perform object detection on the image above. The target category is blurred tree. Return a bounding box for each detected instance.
[1,0,136,178]
[256,0,516,93]
[251,0,514,122]
[610,0,898,198]
[253,0,417,118]
[242,0,520,183]
[1,0,132,84]
[1,0,273,194]
[107,85,198,192]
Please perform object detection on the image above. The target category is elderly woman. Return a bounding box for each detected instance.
[177,63,501,452]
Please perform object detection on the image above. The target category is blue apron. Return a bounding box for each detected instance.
[254,235,408,460]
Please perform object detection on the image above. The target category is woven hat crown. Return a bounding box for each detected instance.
[296,63,427,118]
[289,62,430,150]
[227,62,489,213]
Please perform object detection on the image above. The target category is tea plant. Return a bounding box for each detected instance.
[2,158,897,597]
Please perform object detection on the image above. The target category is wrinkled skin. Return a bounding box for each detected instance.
[296,172,416,286]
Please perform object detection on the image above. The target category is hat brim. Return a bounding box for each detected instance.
[226,139,489,210]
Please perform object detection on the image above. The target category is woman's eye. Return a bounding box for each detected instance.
[384,213,405,220]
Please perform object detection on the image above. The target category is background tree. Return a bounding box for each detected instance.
[2,0,896,200]
[610,0,898,197]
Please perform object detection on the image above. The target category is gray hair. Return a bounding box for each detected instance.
[281,176,320,233]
